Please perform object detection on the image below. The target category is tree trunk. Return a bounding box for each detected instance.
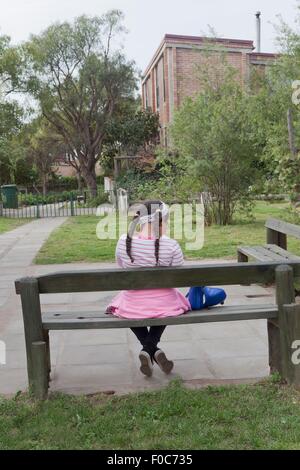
[42,175,47,196]
[76,170,83,192]
[287,108,297,158]
[74,150,98,197]
[81,165,97,197]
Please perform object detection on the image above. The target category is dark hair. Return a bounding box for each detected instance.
[126,200,164,265]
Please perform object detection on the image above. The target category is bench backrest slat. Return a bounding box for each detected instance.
[15,261,300,294]
[265,218,300,239]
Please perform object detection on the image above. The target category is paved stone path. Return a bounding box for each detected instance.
[0,218,67,392]
[0,218,273,396]
[0,218,67,313]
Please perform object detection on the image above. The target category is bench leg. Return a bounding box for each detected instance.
[272,265,296,378]
[31,341,49,400]
[43,329,51,383]
[279,304,300,388]
[19,278,44,389]
[237,251,250,286]
[237,251,248,263]
[267,320,282,375]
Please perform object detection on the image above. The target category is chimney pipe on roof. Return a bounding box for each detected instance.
[255,11,261,52]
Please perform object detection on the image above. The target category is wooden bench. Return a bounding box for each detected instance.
[15,262,300,399]
[237,218,300,264]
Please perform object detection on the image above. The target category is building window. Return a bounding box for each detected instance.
[162,58,166,102]
[144,83,148,108]
[155,66,160,110]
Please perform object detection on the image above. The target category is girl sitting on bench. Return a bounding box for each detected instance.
[106,200,191,377]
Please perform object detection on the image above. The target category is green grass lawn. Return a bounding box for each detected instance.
[1,379,300,450]
[35,201,300,264]
[0,217,30,234]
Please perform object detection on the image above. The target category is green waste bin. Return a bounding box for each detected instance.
[1,185,18,209]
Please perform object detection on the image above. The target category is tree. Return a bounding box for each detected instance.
[171,66,260,225]
[105,107,159,156]
[250,9,300,198]
[0,34,24,185]
[0,35,23,96]
[99,106,160,174]
[0,102,23,184]
[27,118,67,195]
[23,11,137,195]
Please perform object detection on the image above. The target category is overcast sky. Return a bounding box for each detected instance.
[0,0,299,73]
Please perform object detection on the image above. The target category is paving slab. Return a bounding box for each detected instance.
[209,356,269,380]
[195,336,268,359]
[0,220,275,396]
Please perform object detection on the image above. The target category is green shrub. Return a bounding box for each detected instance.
[84,189,109,207]
[47,176,79,191]
[19,190,80,206]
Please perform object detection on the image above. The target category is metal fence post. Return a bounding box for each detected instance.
[36,202,40,219]
[70,194,75,216]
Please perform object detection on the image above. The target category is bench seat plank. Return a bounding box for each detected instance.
[238,245,282,261]
[42,303,278,330]
[238,244,300,262]
[264,244,300,261]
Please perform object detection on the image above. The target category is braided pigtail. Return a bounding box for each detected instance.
[154,210,162,266]
[126,211,140,263]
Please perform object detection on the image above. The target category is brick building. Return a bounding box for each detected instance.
[141,34,277,145]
